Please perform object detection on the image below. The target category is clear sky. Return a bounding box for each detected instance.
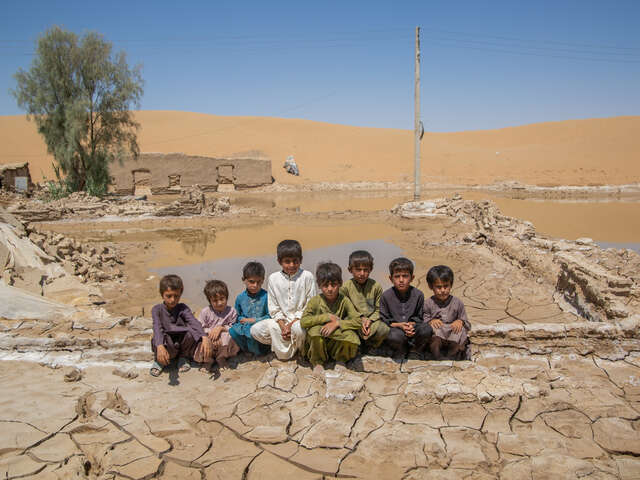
[1,0,638,131]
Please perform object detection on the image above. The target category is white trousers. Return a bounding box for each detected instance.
[250,318,305,360]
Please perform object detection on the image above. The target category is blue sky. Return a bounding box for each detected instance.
[1,0,638,131]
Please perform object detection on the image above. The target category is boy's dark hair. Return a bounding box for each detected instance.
[159,274,183,294]
[348,250,374,269]
[389,257,414,275]
[426,265,454,287]
[316,262,342,286]
[242,261,265,280]
[204,280,229,300]
[277,239,302,262]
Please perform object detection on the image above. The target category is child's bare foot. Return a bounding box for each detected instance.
[312,364,325,377]
[334,361,347,372]
[199,362,213,373]
[217,358,229,371]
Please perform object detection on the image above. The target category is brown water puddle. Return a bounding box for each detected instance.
[234,190,640,243]
[148,221,448,311]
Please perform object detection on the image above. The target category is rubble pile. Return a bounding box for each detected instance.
[27,227,123,283]
[393,196,640,322]
[156,185,231,216]
[7,187,231,222]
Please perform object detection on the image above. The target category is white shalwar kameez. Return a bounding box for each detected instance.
[250,268,317,360]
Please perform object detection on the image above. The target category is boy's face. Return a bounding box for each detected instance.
[320,280,341,303]
[349,263,371,285]
[162,288,182,310]
[209,293,228,313]
[389,270,414,293]
[244,276,264,295]
[279,256,301,276]
[430,278,452,302]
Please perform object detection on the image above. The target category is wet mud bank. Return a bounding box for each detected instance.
[1,189,639,478]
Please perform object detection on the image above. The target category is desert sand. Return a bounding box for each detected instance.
[1,111,639,186]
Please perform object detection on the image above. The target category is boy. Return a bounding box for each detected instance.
[424,265,471,360]
[250,239,317,360]
[340,250,389,351]
[230,262,271,356]
[301,262,362,374]
[380,257,432,356]
[194,279,240,371]
[150,274,211,376]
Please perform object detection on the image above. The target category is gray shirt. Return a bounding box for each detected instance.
[423,295,471,331]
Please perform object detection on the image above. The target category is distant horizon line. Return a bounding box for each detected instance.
[2,110,638,134]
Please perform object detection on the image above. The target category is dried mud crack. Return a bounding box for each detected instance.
[1,194,639,478]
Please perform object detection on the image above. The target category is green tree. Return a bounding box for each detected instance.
[12,26,143,196]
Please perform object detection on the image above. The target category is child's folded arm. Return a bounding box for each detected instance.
[379,297,393,326]
[151,305,166,347]
[368,285,383,322]
[458,302,471,330]
[182,306,206,341]
[338,298,363,331]
[300,312,332,328]
[234,296,247,321]
[267,281,286,321]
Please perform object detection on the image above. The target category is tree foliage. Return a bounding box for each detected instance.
[12,26,143,196]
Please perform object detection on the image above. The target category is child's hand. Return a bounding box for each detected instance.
[321,318,340,337]
[361,317,371,336]
[278,320,291,340]
[156,344,170,366]
[451,319,463,333]
[209,326,223,341]
[201,337,213,360]
[430,318,443,330]
[240,317,256,324]
[404,321,416,337]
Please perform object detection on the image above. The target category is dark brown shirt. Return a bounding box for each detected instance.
[152,302,205,347]
[379,286,424,326]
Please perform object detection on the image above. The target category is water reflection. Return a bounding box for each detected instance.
[153,239,405,312]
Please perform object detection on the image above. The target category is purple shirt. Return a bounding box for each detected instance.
[152,302,205,347]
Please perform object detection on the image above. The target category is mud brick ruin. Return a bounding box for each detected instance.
[109,153,273,195]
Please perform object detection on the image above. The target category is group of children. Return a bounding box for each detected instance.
[150,239,471,377]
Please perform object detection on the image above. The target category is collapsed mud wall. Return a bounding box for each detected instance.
[110,152,273,194]
[393,197,640,323]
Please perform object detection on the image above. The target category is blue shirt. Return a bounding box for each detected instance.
[234,289,269,322]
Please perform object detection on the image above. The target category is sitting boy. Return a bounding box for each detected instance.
[301,262,361,375]
[230,261,271,356]
[380,257,432,357]
[194,279,240,371]
[340,250,389,351]
[150,274,211,376]
[424,265,471,360]
[250,239,317,360]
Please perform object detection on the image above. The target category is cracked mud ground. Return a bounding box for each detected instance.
[1,206,640,479]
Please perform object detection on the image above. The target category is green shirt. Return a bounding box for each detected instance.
[340,278,383,322]
[300,293,361,332]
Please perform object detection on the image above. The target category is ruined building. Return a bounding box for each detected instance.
[0,162,33,192]
[109,153,273,195]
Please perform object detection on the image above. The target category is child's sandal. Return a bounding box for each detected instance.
[177,357,191,373]
[149,361,163,377]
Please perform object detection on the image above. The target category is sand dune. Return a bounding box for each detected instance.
[1,111,639,187]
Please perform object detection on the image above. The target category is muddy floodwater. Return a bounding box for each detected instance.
[237,189,640,245]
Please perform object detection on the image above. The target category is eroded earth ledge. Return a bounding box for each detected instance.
[1,195,639,479]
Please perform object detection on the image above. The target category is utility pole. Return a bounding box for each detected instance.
[413,26,422,201]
